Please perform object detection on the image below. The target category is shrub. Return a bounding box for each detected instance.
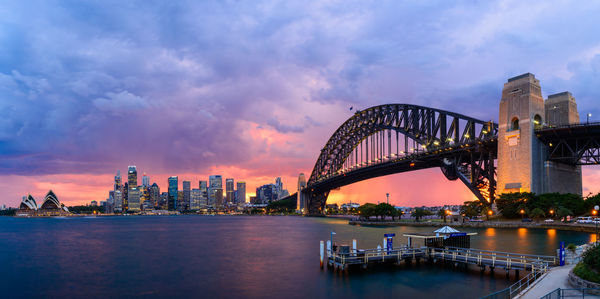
[567,243,577,252]
[573,262,600,284]
[583,244,600,272]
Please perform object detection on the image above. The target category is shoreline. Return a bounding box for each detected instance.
[348,219,600,233]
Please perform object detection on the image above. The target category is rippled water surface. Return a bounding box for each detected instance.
[0,216,594,298]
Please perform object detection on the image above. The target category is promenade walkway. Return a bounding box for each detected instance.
[516,264,600,299]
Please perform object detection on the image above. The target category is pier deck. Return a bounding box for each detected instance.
[325,245,557,272]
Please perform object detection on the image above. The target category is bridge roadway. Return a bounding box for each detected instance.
[326,246,557,272]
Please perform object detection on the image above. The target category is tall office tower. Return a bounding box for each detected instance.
[214,188,224,208]
[297,173,307,212]
[128,188,141,212]
[123,182,129,210]
[183,181,191,211]
[275,177,283,195]
[114,190,123,212]
[150,183,160,209]
[168,176,178,211]
[114,170,122,191]
[199,181,208,207]
[128,166,138,190]
[208,175,222,207]
[142,173,150,187]
[236,181,246,204]
[191,189,201,210]
[107,191,115,214]
[225,178,234,204]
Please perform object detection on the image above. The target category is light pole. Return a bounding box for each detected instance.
[588,113,592,124]
[594,206,599,245]
[520,209,525,220]
[386,193,389,204]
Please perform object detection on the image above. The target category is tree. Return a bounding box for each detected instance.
[495,192,534,218]
[530,208,545,220]
[267,197,296,214]
[375,203,396,221]
[411,208,431,222]
[460,201,483,218]
[358,203,377,220]
[437,208,449,223]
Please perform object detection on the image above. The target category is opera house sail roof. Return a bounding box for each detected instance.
[17,190,70,216]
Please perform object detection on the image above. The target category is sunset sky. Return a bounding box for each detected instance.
[2,1,600,207]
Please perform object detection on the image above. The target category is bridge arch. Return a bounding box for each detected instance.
[302,104,498,215]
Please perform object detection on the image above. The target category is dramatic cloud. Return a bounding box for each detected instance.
[1,0,600,206]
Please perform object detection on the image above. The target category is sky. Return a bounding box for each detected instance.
[2,0,600,207]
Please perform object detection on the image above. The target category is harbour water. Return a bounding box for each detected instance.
[0,216,594,298]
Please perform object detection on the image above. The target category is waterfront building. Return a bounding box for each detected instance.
[159,192,168,210]
[114,190,123,212]
[183,181,191,211]
[142,173,150,187]
[214,188,224,208]
[208,175,222,207]
[168,176,178,211]
[256,184,277,203]
[236,181,246,204]
[191,188,201,210]
[177,190,184,210]
[199,181,208,207]
[150,183,160,209]
[128,188,141,212]
[107,191,115,213]
[226,178,234,204]
[297,173,307,212]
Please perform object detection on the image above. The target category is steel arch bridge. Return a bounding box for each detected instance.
[302,104,499,215]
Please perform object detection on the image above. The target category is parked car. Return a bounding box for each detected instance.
[544,219,554,223]
[577,217,593,224]
[469,219,484,222]
[521,218,533,222]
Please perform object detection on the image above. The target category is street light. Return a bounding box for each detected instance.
[588,113,592,124]
[594,206,599,245]
[549,209,555,219]
[520,209,525,219]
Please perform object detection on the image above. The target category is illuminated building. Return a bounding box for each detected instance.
[168,176,178,211]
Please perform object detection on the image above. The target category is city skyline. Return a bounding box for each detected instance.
[3,1,600,207]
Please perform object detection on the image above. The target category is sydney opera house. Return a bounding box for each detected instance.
[17,190,70,216]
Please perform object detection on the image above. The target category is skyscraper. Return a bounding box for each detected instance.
[182,180,191,211]
[128,187,141,212]
[199,181,208,207]
[236,181,246,204]
[225,178,234,204]
[150,183,160,209]
[191,189,201,210]
[114,190,123,212]
[168,176,178,211]
[128,166,137,188]
[142,173,150,187]
[127,166,137,210]
[208,175,222,207]
[114,170,122,191]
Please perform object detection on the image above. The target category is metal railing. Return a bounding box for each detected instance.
[480,266,548,299]
[430,247,558,268]
[328,246,427,266]
[539,288,600,299]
